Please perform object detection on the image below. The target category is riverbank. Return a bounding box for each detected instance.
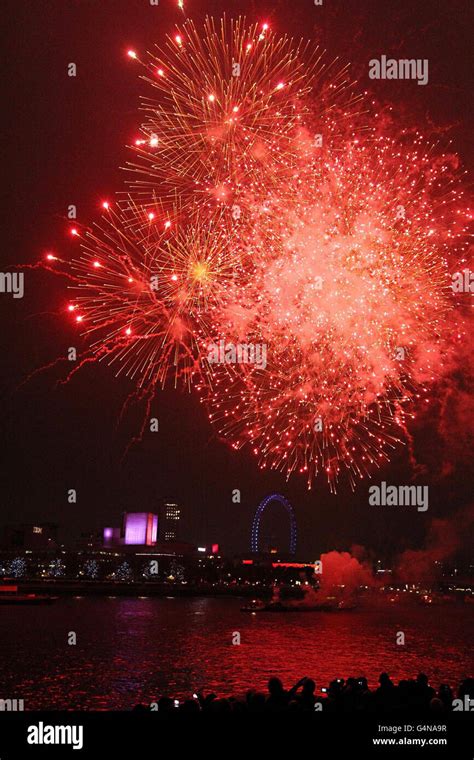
[12,579,258,597]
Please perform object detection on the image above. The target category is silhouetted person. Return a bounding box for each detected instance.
[375,672,397,711]
[180,699,200,713]
[416,673,435,709]
[247,691,266,713]
[210,697,232,713]
[298,678,317,710]
[203,693,217,711]
[438,683,453,710]
[145,672,468,715]
[266,677,289,711]
[379,672,394,689]
[356,676,372,711]
[458,678,474,700]
[158,696,174,713]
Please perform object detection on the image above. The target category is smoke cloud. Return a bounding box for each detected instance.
[395,502,474,583]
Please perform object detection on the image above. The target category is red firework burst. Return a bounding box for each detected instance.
[37,17,472,490]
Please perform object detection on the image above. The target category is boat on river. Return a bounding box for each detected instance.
[241,586,356,612]
[0,582,58,605]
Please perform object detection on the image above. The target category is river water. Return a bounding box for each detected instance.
[0,596,472,709]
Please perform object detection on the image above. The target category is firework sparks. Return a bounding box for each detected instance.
[203,125,471,489]
[37,17,471,489]
[125,16,359,215]
[65,199,239,388]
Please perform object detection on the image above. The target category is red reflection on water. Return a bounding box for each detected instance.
[0,597,472,709]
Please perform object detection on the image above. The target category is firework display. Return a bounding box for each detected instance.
[126,16,358,214]
[205,134,464,489]
[48,17,470,489]
[68,199,238,388]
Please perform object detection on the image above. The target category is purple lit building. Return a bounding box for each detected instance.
[123,512,158,546]
[103,513,158,548]
[103,526,121,548]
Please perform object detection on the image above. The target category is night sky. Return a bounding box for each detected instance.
[2,0,473,558]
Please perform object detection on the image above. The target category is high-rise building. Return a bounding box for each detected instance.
[159,500,181,542]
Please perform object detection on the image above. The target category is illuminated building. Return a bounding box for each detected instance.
[0,523,59,551]
[123,512,158,546]
[103,512,158,547]
[159,500,181,542]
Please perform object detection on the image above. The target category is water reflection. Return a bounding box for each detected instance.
[0,597,471,709]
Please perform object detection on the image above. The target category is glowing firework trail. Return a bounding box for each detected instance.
[38,16,472,489]
[125,16,360,214]
[66,199,239,388]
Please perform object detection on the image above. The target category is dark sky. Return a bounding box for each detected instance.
[1,0,473,558]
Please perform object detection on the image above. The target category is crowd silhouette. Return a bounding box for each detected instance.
[133,673,474,713]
